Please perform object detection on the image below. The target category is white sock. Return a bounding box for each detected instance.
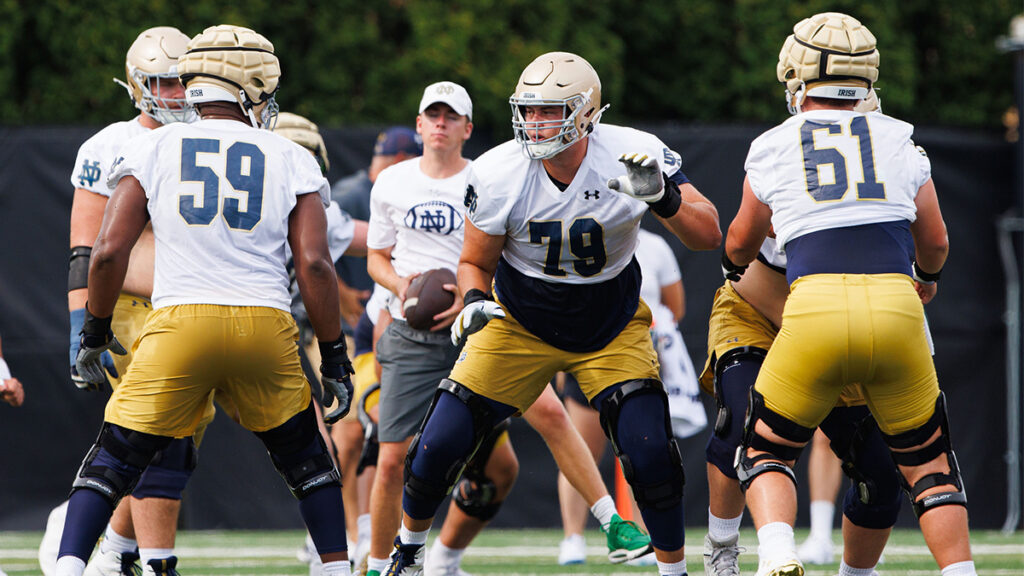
[399,523,429,546]
[757,522,796,561]
[55,556,86,576]
[98,524,137,554]
[941,560,978,576]
[430,539,465,567]
[838,560,876,576]
[808,500,835,541]
[357,513,372,540]
[139,548,174,566]
[590,495,617,526]
[367,556,390,573]
[708,509,743,542]
[321,560,352,575]
[657,558,687,576]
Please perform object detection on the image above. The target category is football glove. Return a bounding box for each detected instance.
[607,153,665,203]
[319,335,355,424]
[69,308,119,391]
[451,295,505,346]
[721,252,748,282]
[75,308,127,391]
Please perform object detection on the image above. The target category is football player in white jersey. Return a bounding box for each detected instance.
[724,13,975,576]
[384,52,720,576]
[57,25,354,576]
[45,26,208,576]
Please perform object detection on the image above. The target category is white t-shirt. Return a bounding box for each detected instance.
[367,157,470,319]
[746,109,930,249]
[635,228,681,314]
[467,124,684,284]
[108,118,330,311]
[71,116,149,196]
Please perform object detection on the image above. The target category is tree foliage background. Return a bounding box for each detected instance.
[0,0,1017,138]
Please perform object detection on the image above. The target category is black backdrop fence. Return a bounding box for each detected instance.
[0,122,1016,531]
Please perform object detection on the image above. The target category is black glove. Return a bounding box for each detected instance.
[319,335,355,424]
[721,252,749,282]
[75,307,127,391]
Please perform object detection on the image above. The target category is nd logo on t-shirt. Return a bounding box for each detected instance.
[404,200,464,235]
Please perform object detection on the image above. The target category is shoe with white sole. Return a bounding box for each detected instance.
[703,533,744,576]
[796,535,834,565]
[557,534,586,565]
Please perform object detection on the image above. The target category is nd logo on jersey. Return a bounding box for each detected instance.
[78,159,102,187]
[404,201,463,235]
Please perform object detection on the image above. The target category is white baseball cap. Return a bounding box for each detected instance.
[419,81,473,120]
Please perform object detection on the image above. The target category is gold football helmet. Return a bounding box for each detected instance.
[274,112,330,174]
[509,52,609,159]
[777,12,879,114]
[114,27,194,124]
[177,24,281,128]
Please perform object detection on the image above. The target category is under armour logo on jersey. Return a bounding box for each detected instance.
[583,190,600,200]
[77,159,102,187]
[404,200,464,235]
[464,184,478,215]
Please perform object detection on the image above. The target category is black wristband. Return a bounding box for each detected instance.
[913,261,942,283]
[82,306,112,337]
[463,288,491,306]
[318,334,349,363]
[649,174,682,219]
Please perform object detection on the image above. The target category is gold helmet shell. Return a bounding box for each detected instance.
[116,27,193,124]
[777,12,879,113]
[274,112,330,174]
[178,24,281,127]
[509,52,609,159]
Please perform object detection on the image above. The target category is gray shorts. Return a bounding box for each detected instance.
[376,320,461,442]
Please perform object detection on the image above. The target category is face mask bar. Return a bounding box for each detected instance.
[115,69,196,124]
[509,95,586,160]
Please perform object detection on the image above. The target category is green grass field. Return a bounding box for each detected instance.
[1,528,1020,575]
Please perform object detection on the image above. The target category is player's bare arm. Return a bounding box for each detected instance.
[289,193,342,343]
[659,182,722,250]
[68,189,108,310]
[661,279,684,322]
[725,175,773,267]
[456,219,505,298]
[88,175,149,318]
[344,220,369,257]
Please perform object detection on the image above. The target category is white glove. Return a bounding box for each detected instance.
[607,153,665,202]
[451,300,506,346]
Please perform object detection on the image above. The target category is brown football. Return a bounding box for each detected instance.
[403,268,457,330]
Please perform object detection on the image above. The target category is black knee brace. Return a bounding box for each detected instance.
[881,392,967,517]
[404,379,498,505]
[133,436,199,500]
[735,388,814,492]
[599,379,685,511]
[453,418,510,521]
[72,423,172,506]
[256,402,340,500]
[712,347,767,437]
[820,406,902,529]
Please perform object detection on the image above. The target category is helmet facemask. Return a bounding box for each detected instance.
[510,90,607,160]
[116,67,195,124]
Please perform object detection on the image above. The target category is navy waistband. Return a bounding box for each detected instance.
[785,221,914,284]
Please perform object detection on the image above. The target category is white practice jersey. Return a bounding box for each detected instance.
[635,228,681,313]
[367,157,470,320]
[758,236,787,271]
[108,118,330,311]
[746,109,930,248]
[71,116,149,196]
[468,124,683,284]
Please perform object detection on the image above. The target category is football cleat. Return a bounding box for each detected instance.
[423,541,471,576]
[796,534,834,565]
[557,534,586,565]
[38,500,68,576]
[382,537,425,576]
[602,514,654,564]
[83,549,142,576]
[754,554,804,576]
[704,533,744,576]
[143,556,179,576]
